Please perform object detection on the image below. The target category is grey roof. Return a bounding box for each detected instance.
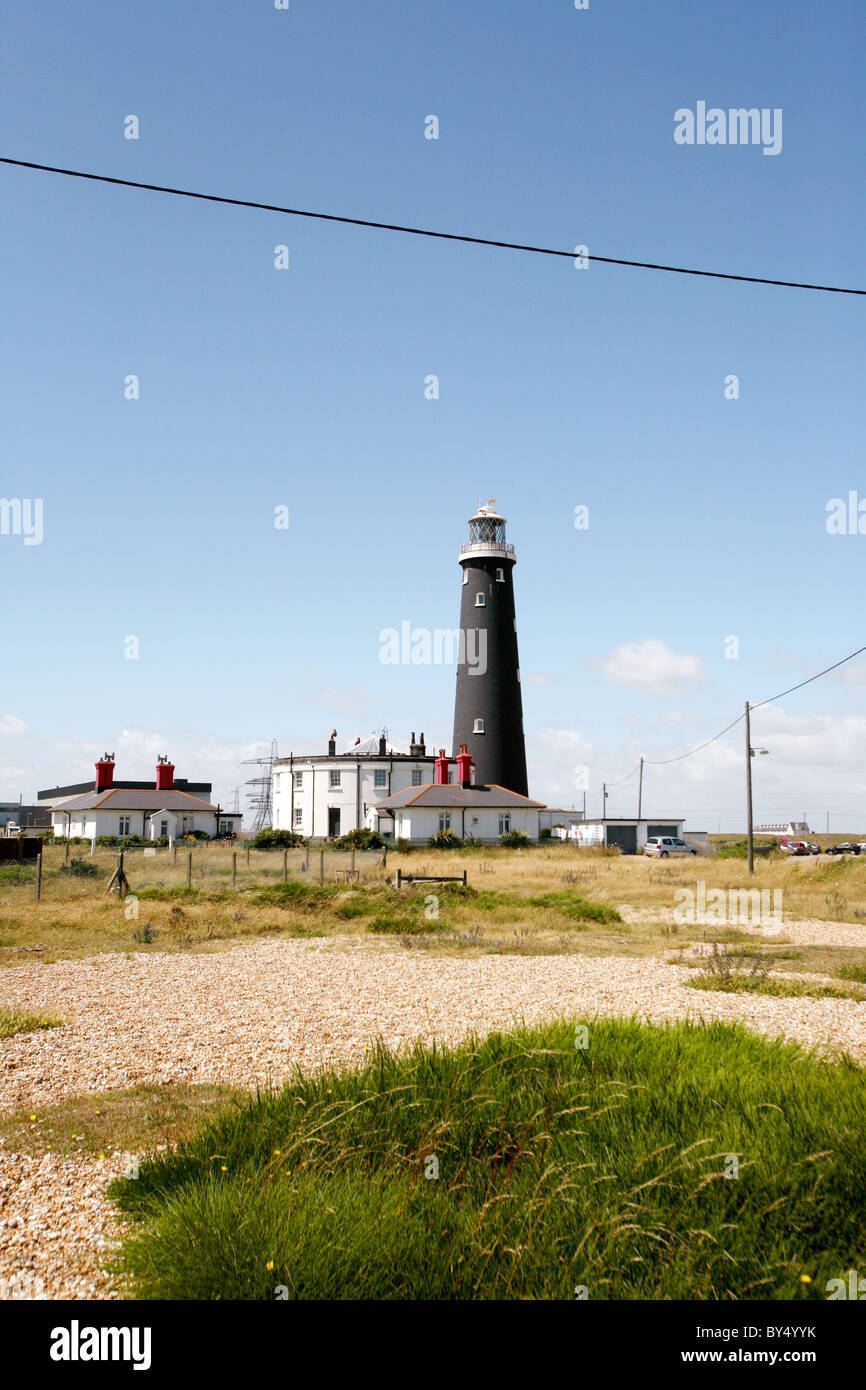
[52,788,219,813]
[370,783,545,812]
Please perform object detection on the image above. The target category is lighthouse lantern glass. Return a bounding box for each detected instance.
[469,516,506,546]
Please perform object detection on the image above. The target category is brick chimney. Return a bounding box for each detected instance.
[94,753,115,792]
[435,748,449,786]
[378,734,387,756]
[328,729,337,757]
[155,755,175,791]
[456,743,471,788]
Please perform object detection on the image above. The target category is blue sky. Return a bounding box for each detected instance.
[1,0,864,830]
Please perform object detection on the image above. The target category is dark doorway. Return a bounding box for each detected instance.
[606,824,638,854]
[328,808,341,838]
[647,824,679,838]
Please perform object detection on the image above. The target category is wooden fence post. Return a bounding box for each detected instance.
[461,869,467,886]
[246,843,250,868]
[34,851,42,902]
[351,848,356,874]
[305,846,310,871]
[173,843,177,866]
[396,868,402,890]
[186,852,192,888]
[282,850,288,882]
[319,849,324,884]
[232,851,237,889]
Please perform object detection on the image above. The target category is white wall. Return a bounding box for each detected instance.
[274,759,450,838]
[52,808,221,838]
[378,804,539,844]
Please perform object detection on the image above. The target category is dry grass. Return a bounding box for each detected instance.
[2,842,866,971]
[0,1082,239,1158]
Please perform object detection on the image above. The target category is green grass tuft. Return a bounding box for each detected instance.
[109,1016,866,1301]
[0,1005,63,1038]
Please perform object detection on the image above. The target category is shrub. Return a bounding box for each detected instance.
[529,891,622,924]
[499,830,532,847]
[58,857,100,878]
[334,828,384,851]
[539,827,552,840]
[427,829,462,849]
[252,829,306,850]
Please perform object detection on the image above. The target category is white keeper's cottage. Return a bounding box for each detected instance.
[39,755,242,840]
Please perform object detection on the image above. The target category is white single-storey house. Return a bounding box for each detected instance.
[43,756,241,840]
[367,782,545,845]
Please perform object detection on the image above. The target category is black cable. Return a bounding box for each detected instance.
[643,643,866,767]
[750,644,866,710]
[2,157,864,295]
[643,714,745,766]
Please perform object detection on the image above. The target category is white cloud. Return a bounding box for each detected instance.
[659,710,695,728]
[0,713,28,736]
[598,639,706,696]
[526,672,554,686]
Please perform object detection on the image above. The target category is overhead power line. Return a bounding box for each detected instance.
[2,157,864,296]
[643,642,866,767]
[750,643,866,710]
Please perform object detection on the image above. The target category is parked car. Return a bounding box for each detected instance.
[780,839,808,855]
[806,843,822,855]
[827,842,860,855]
[644,836,697,858]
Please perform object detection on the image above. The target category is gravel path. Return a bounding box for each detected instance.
[1,932,864,1300]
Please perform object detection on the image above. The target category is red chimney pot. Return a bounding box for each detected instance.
[94,755,115,793]
[155,757,175,792]
[435,748,450,786]
[456,743,471,787]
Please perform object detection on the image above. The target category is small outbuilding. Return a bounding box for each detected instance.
[576,818,686,854]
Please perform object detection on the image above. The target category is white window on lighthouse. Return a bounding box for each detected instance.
[496,568,504,582]
[475,593,485,607]
[473,718,484,734]
[462,570,468,585]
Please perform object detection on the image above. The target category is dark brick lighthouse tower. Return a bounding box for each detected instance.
[452,502,528,796]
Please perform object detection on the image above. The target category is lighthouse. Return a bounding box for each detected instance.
[452,502,528,796]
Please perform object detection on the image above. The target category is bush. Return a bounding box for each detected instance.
[334,828,384,851]
[539,827,552,840]
[427,829,462,849]
[499,830,532,847]
[252,829,306,850]
[58,857,100,878]
[714,837,780,860]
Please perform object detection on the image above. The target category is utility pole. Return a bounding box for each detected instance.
[745,701,754,875]
[637,757,644,821]
[602,782,607,820]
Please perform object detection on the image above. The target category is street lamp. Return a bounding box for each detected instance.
[745,700,770,875]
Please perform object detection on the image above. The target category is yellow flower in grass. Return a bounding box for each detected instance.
[266,1261,274,1272]
[273,1149,281,1155]
[221,1165,227,1172]
[800,1274,812,1284]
